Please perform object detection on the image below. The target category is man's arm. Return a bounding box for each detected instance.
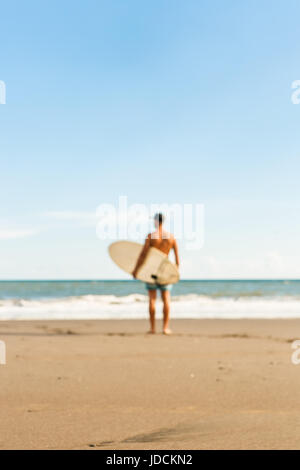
[132,235,151,278]
[173,238,179,268]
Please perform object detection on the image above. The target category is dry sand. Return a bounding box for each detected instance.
[0,318,300,449]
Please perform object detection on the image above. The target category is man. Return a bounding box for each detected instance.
[132,213,179,335]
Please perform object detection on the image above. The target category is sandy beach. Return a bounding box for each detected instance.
[0,318,299,450]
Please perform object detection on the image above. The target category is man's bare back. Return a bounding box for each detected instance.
[148,230,177,256]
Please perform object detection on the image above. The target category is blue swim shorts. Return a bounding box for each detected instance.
[145,283,172,292]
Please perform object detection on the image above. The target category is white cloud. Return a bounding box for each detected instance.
[43,211,96,221]
[179,249,300,279]
[43,211,98,228]
[264,251,283,271]
[44,209,151,234]
[0,229,37,240]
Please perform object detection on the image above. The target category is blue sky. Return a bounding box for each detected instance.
[1,0,300,279]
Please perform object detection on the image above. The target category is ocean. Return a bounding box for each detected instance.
[0,280,300,320]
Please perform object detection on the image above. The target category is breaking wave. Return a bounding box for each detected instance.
[0,294,300,320]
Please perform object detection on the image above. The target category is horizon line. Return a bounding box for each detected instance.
[0,279,299,282]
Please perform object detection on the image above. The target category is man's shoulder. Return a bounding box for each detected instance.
[162,231,175,242]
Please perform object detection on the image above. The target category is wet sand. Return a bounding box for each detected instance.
[0,319,300,449]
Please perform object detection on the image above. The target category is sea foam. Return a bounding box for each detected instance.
[0,294,300,320]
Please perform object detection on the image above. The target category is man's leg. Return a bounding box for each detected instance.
[161,290,171,334]
[148,289,157,334]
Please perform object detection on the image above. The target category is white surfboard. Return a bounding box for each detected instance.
[108,241,179,285]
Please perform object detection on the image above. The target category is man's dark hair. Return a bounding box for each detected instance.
[154,213,164,225]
